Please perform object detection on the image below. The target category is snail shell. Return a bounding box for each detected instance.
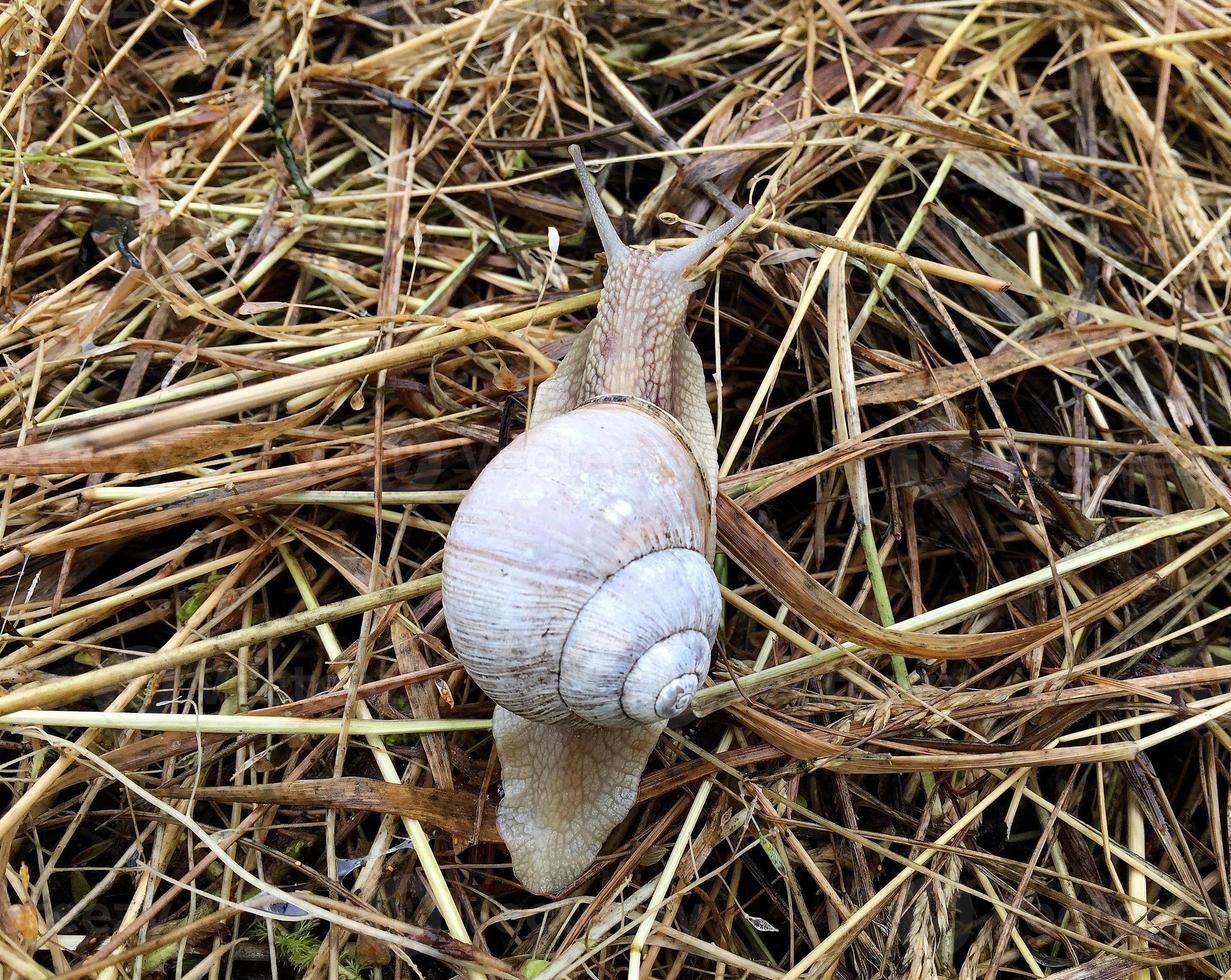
[442,397,721,729]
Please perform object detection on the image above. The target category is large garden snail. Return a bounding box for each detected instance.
[442,148,746,893]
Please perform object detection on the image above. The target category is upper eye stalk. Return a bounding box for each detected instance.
[568,143,750,279]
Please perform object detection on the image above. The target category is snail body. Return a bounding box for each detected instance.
[442,148,746,893]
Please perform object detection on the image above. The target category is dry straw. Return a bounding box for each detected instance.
[2,0,1231,977]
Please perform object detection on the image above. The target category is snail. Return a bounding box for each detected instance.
[442,147,746,893]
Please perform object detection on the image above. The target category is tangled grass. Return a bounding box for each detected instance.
[2,0,1231,977]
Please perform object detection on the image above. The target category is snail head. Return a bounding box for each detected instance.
[568,144,749,294]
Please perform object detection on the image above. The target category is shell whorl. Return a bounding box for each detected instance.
[441,399,718,729]
[559,546,718,725]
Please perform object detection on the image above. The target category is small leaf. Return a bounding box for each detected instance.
[745,914,778,933]
[336,838,417,880]
[177,590,205,622]
[183,28,207,62]
[246,892,311,919]
[493,365,523,393]
[0,904,38,942]
[757,832,785,874]
[523,959,550,979]
[236,300,288,316]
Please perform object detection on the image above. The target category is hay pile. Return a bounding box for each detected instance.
[2,0,1231,976]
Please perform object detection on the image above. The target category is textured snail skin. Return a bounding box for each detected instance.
[442,152,746,893]
[492,711,663,895]
[531,249,720,503]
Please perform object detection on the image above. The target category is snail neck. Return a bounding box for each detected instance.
[579,249,696,409]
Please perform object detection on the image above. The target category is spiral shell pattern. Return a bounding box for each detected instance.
[442,400,719,728]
